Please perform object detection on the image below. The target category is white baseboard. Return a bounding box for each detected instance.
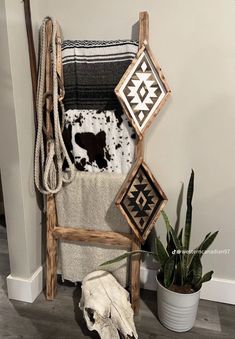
[200,277,235,305]
[7,266,43,303]
[140,266,235,305]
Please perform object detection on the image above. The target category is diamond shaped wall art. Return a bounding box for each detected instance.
[115,45,171,138]
[116,160,167,244]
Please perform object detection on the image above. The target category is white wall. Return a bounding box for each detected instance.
[36,0,235,283]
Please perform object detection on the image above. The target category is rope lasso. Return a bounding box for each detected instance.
[34,17,74,194]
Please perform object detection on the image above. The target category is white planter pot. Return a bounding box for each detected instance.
[156,275,200,332]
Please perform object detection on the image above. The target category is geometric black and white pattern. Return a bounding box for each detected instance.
[117,48,169,136]
[118,162,167,243]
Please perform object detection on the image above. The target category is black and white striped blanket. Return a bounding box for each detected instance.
[62,40,138,174]
[62,39,138,111]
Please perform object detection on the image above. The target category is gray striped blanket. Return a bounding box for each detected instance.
[62,39,138,110]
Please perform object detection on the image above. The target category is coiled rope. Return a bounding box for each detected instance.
[34,17,74,194]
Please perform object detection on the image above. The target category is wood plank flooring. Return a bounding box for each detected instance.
[0,223,235,339]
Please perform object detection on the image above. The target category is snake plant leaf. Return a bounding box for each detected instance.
[166,231,176,256]
[170,225,183,250]
[178,228,183,246]
[200,270,214,283]
[184,169,194,250]
[154,238,160,261]
[174,255,184,286]
[162,211,183,250]
[164,255,176,288]
[155,236,169,268]
[187,230,218,270]
[187,230,219,272]
[161,210,171,232]
[194,270,214,290]
[205,232,211,239]
[191,254,202,286]
[100,250,151,266]
[198,231,219,255]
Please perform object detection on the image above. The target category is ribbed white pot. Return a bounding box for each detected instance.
[156,275,200,332]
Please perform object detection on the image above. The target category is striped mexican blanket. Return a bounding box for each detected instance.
[62,39,138,111]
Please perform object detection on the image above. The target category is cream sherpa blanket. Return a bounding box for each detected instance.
[55,172,130,286]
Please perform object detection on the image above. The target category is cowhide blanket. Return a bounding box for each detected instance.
[63,109,136,173]
[62,40,138,174]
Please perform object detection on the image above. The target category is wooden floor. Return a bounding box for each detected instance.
[1,222,235,339]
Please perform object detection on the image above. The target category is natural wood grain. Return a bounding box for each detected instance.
[45,20,58,301]
[131,236,141,315]
[53,227,133,249]
[46,194,58,300]
[139,11,149,47]
[135,137,144,159]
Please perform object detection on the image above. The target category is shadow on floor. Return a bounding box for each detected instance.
[140,288,158,318]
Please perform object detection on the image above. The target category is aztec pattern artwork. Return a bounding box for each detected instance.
[117,162,167,243]
[116,46,170,136]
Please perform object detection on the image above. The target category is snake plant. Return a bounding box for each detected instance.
[101,170,218,292]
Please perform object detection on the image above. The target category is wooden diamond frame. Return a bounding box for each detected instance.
[116,159,168,244]
[115,44,171,138]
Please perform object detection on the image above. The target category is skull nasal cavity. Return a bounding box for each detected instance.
[85,308,95,324]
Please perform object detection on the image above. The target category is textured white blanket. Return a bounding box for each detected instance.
[55,172,130,286]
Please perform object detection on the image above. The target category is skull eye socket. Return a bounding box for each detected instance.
[85,307,95,324]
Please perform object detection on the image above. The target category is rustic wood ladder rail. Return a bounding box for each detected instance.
[23,0,149,315]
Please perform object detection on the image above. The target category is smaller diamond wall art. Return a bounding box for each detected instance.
[115,44,171,138]
[116,160,168,243]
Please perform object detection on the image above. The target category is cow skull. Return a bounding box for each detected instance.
[79,270,138,339]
